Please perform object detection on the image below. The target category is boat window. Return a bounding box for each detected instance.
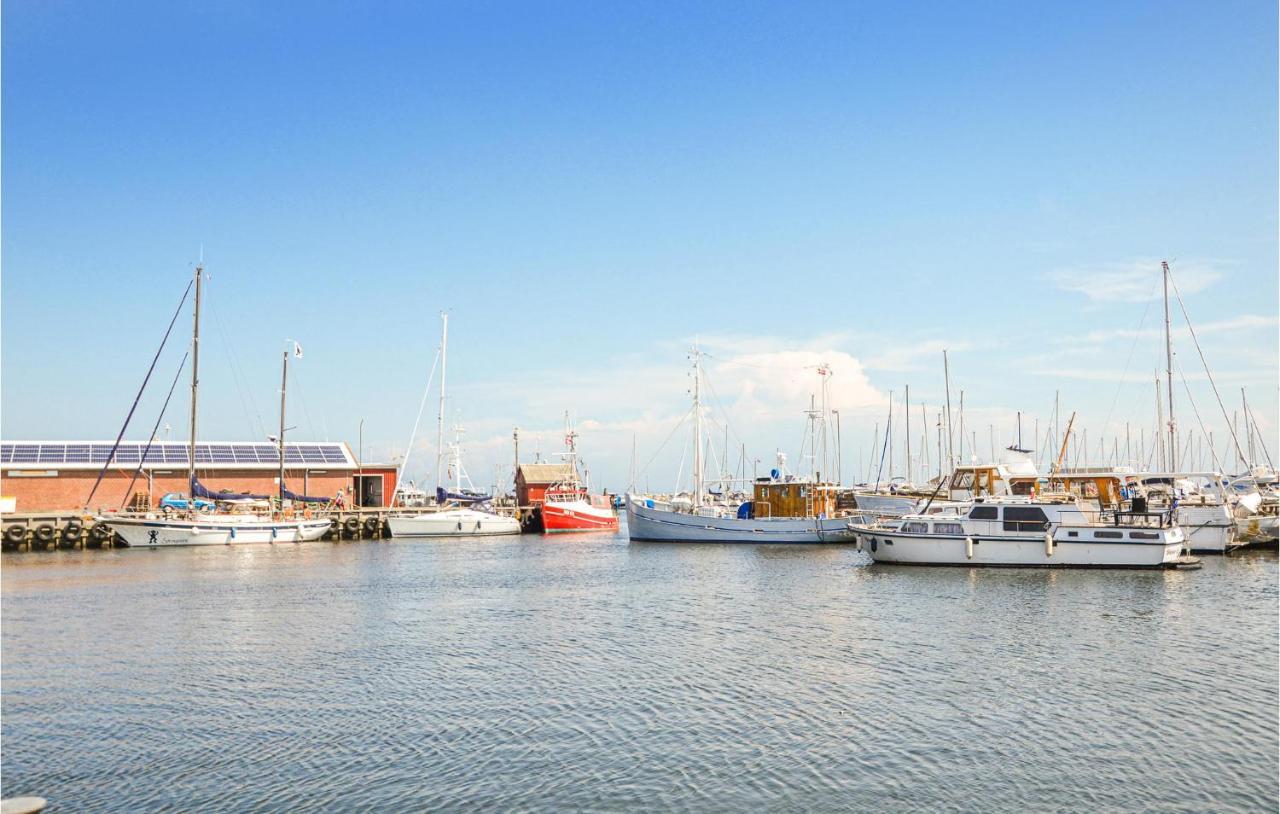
[933,522,964,535]
[1095,531,1123,539]
[1003,506,1049,532]
[1130,531,1160,540]
[969,506,998,520]
[901,521,928,533]
[951,471,975,489]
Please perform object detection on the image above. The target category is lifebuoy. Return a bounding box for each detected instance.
[5,525,27,544]
[343,517,360,536]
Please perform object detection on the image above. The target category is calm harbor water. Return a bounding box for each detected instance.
[2,531,1276,812]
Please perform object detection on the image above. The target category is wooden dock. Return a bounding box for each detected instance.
[0,507,408,551]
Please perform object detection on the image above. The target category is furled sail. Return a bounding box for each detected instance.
[436,486,491,505]
[281,484,331,504]
[192,479,272,501]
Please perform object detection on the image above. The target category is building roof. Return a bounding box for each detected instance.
[0,441,356,471]
[517,463,576,483]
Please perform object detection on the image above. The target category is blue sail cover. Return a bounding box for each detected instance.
[437,486,491,505]
[192,479,272,501]
[282,485,331,504]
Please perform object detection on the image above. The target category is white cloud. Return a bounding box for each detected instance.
[1046,258,1222,303]
[1078,314,1278,344]
[712,348,885,421]
[865,339,974,372]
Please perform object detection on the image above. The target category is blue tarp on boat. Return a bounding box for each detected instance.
[192,479,272,501]
[282,485,331,504]
[437,487,491,505]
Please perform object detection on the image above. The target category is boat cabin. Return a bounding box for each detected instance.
[947,456,1040,501]
[751,479,838,518]
[1025,469,1229,509]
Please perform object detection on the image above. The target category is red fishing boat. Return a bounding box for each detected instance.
[539,413,619,534]
[542,485,620,533]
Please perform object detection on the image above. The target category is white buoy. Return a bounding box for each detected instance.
[1045,531,1054,557]
[965,536,974,559]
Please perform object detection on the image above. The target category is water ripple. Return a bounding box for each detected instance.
[2,538,1276,812]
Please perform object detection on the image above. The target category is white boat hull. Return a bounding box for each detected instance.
[1236,513,1279,545]
[852,527,1185,568]
[627,497,857,543]
[387,508,521,537]
[102,515,332,547]
[1175,503,1239,552]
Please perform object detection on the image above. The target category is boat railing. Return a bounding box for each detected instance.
[1112,510,1176,529]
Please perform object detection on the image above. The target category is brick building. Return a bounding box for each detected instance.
[0,441,398,512]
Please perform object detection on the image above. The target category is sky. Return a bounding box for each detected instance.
[3,0,1277,493]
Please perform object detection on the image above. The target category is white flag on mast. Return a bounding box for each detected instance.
[293,342,303,359]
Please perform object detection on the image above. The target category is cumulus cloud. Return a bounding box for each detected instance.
[1046,258,1222,303]
[712,349,885,422]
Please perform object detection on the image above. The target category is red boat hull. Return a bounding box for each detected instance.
[542,500,619,533]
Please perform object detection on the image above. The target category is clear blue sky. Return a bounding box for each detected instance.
[4,1,1277,490]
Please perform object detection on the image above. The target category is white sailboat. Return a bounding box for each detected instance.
[387,313,520,538]
[626,346,859,544]
[100,264,332,547]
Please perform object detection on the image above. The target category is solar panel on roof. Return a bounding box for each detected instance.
[1,441,361,468]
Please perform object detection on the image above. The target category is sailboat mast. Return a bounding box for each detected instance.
[1162,261,1177,470]
[435,313,449,495]
[1155,374,1166,470]
[904,385,910,482]
[887,391,894,482]
[278,350,288,507]
[1243,388,1255,465]
[696,345,706,509]
[188,264,202,500]
[943,350,955,473]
